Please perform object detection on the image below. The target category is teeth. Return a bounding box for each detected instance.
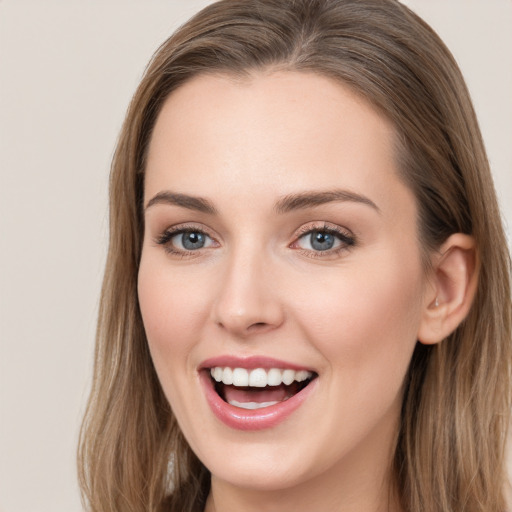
[222,367,233,385]
[295,370,310,382]
[228,399,280,410]
[210,367,313,387]
[232,368,249,386]
[282,369,295,385]
[248,368,267,387]
[212,367,223,382]
[267,368,282,386]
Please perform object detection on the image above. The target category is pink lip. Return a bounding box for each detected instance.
[199,355,313,372]
[199,357,317,431]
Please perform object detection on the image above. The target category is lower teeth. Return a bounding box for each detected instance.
[228,399,281,410]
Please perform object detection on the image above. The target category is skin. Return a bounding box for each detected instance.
[138,71,436,512]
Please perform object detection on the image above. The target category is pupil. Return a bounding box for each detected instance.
[182,232,205,250]
[310,231,334,251]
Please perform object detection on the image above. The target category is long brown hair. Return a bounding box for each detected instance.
[78,1,512,511]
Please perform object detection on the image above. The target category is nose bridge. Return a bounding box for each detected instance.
[212,237,283,336]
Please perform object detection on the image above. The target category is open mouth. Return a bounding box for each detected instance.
[209,367,317,410]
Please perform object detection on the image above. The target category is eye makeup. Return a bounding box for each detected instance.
[153,220,356,260]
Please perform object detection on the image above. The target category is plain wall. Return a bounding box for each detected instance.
[0,1,510,511]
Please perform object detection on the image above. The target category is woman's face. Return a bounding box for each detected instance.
[139,72,429,497]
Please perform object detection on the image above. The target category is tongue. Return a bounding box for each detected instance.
[223,383,299,404]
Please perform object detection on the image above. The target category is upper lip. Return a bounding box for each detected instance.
[199,355,315,372]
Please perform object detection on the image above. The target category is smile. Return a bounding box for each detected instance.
[200,357,318,430]
[210,367,314,410]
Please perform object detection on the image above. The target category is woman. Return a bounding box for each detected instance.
[78,0,512,511]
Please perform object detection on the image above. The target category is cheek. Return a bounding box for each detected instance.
[137,257,209,369]
[137,256,214,428]
[291,255,424,379]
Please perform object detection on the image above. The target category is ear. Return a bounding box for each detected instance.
[417,233,479,345]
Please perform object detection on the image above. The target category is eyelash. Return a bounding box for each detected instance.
[154,224,217,257]
[154,222,356,259]
[291,223,356,258]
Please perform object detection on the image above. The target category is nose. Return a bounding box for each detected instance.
[211,248,285,338]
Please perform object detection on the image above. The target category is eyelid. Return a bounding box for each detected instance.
[290,221,356,257]
[154,222,220,256]
[294,221,354,240]
[155,222,216,240]
[152,221,355,258]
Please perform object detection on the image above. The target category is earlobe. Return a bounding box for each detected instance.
[417,233,479,345]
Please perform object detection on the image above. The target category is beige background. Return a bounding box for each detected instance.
[0,1,510,511]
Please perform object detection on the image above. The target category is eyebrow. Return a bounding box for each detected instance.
[145,191,218,214]
[274,189,380,214]
[145,188,379,215]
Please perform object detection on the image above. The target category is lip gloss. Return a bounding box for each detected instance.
[199,357,317,431]
[200,355,313,372]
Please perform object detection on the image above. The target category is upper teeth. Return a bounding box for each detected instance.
[210,367,313,387]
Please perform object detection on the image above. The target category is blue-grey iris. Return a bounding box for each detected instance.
[182,232,206,250]
[311,231,335,251]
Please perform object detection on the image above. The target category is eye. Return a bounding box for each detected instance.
[155,226,217,255]
[292,224,355,256]
[173,231,211,250]
[300,230,339,251]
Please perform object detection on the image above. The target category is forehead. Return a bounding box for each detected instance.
[144,71,412,220]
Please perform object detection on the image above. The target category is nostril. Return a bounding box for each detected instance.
[247,322,269,333]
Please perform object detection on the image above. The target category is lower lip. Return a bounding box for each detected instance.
[199,371,317,431]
